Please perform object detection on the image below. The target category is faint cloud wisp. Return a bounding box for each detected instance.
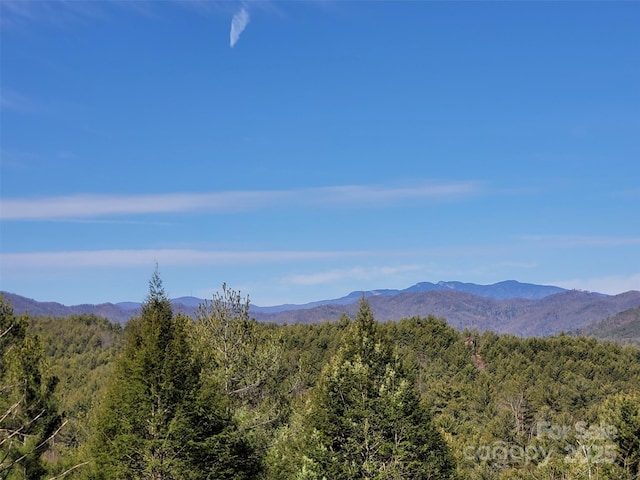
[230,5,250,47]
[286,265,423,286]
[0,191,290,221]
[0,181,481,221]
[0,88,38,114]
[0,0,107,29]
[556,274,640,295]
[0,249,364,269]
[517,234,640,248]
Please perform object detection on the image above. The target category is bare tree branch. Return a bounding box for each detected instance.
[0,324,14,340]
[0,420,67,474]
[46,461,89,480]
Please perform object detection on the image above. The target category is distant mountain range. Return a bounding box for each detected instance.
[251,280,567,314]
[2,280,640,339]
[256,289,640,337]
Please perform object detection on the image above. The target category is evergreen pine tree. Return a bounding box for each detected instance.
[292,298,456,479]
[193,284,284,469]
[600,391,640,478]
[0,296,61,479]
[91,271,258,479]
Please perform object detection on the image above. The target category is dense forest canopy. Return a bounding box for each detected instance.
[1,276,639,479]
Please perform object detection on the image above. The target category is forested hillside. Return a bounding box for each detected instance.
[574,306,640,347]
[2,278,639,479]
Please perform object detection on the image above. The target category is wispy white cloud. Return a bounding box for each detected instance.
[517,234,640,248]
[0,149,41,170]
[310,182,479,206]
[286,266,640,294]
[556,273,640,295]
[0,249,365,270]
[285,265,423,286]
[617,187,640,198]
[0,0,107,29]
[0,89,38,114]
[0,0,37,26]
[1,245,514,275]
[230,6,250,47]
[496,261,538,269]
[0,191,289,220]
[0,0,257,32]
[0,181,481,221]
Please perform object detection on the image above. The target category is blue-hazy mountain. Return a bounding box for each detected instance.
[251,280,566,314]
[402,280,565,299]
[4,280,638,338]
[2,280,569,319]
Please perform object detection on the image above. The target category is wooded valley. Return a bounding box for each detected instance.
[2,273,639,479]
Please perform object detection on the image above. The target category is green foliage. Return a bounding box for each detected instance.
[440,332,640,479]
[599,391,640,477]
[278,317,349,397]
[194,284,282,409]
[192,283,285,473]
[0,296,61,479]
[274,299,455,479]
[30,314,123,446]
[90,273,258,479]
[15,281,640,480]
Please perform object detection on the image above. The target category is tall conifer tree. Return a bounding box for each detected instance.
[284,298,455,479]
[0,297,61,479]
[91,271,257,479]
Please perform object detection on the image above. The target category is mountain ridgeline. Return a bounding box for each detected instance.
[2,280,640,339]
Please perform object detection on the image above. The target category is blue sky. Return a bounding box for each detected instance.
[1,0,639,306]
